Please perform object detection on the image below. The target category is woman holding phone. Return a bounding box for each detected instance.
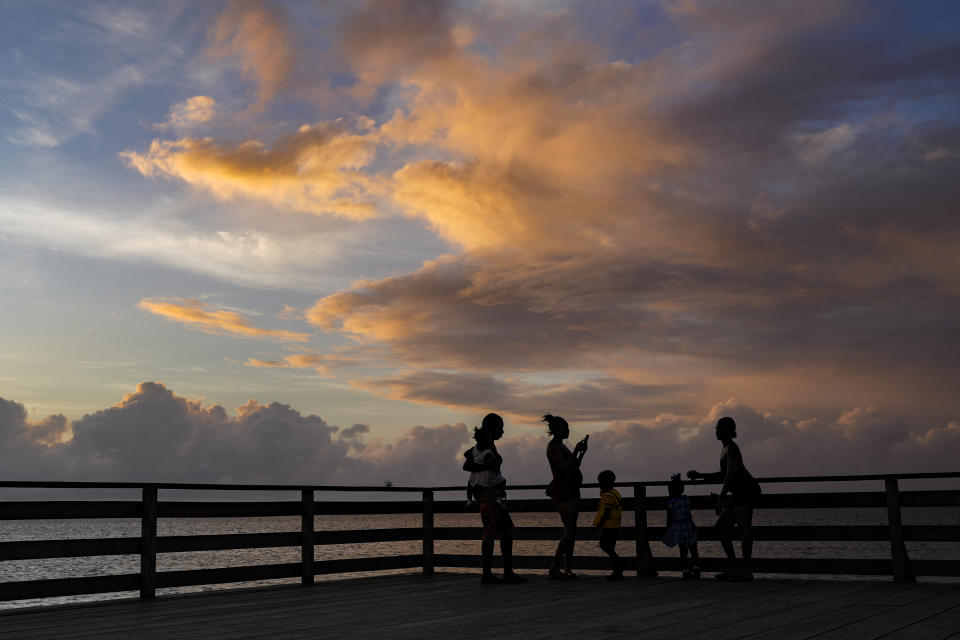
[544,414,588,579]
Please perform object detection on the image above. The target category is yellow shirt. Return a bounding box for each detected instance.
[593,488,622,528]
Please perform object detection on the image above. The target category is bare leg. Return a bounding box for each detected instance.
[599,534,622,577]
[715,510,737,573]
[501,536,513,574]
[679,544,689,570]
[482,537,495,576]
[688,543,701,578]
[733,506,754,577]
[552,500,579,575]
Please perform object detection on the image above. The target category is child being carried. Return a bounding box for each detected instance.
[466,427,507,505]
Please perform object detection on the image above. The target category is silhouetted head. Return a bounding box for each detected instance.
[473,426,493,448]
[715,416,737,441]
[481,412,504,440]
[542,414,569,439]
[668,473,684,497]
[598,469,616,491]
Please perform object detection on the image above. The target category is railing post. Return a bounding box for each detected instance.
[422,489,435,575]
[140,486,157,599]
[301,489,315,585]
[885,477,915,583]
[634,484,657,577]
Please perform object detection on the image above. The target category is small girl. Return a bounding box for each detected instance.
[663,473,700,579]
[466,427,506,505]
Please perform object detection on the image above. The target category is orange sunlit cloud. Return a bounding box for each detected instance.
[206,0,294,109]
[120,122,379,219]
[147,0,956,433]
[138,298,310,342]
[153,96,217,131]
[8,0,953,441]
[245,354,326,370]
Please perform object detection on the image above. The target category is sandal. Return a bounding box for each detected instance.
[548,570,567,580]
[564,570,578,579]
[714,571,739,581]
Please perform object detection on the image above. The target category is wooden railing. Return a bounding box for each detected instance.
[1,473,959,603]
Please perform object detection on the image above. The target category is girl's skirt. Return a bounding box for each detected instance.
[662,520,698,547]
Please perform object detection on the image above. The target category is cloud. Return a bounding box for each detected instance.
[2,4,188,148]
[245,354,327,371]
[138,298,310,342]
[0,382,470,486]
[351,370,693,423]
[6,65,145,148]
[120,121,379,219]
[154,96,217,131]
[0,197,368,291]
[380,52,679,254]
[793,123,856,163]
[108,1,960,432]
[339,0,459,98]
[1,385,956,488]
[282,0,960,423]
[0,397,71,480]
[206,0,294,108]
[243,346,390,377]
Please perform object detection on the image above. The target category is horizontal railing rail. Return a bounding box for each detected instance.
[1,472,958,603]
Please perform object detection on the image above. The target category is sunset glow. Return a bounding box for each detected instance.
[1,0,958,485]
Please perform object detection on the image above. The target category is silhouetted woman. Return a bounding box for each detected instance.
[687,416,761,581]
[544,413,588,579]
[462,413,526,584]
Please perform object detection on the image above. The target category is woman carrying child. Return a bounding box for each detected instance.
[662,473,700,579]
[544,413,588,579]
[462,413,526,584]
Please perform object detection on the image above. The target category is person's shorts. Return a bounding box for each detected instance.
[730,483,761,507]
[730,492,757,507]
[479,502,515,540]
[548,480,580,507]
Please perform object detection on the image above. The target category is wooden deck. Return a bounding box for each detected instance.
[0,573,958,639]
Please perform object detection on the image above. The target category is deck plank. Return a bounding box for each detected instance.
[809,585,960,640]
[491,580,811,640]
[745,583,960,640]
[877,601,960,640]
[0,574,957,640]
[562,581,839,640]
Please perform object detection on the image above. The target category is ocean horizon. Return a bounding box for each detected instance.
[2,507,958,610]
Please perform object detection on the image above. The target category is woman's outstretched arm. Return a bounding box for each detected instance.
[687,468,724,482]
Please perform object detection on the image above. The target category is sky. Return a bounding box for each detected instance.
[1,0,959,487]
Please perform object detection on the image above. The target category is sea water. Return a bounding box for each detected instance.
[2,506,958,610]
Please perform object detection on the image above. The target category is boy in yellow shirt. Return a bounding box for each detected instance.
[593,469,625,580]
